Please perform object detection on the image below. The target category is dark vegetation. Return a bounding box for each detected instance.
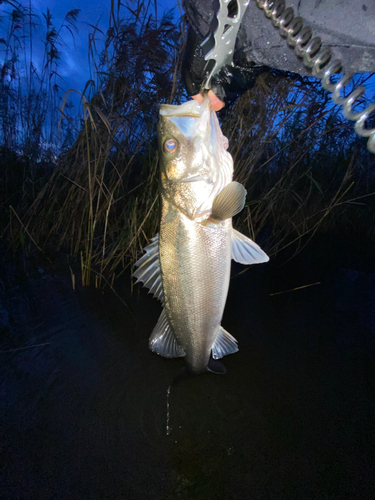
[1,0,374,287]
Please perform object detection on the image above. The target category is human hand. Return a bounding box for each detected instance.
[192,90,225,111]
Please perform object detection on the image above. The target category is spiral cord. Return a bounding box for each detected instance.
[255,0,375,154]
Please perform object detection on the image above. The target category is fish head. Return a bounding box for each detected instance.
[158,97,233,220]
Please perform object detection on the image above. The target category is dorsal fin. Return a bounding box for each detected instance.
[149,309,186,358]
[133,234,164,304]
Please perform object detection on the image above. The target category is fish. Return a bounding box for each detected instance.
[133,96,269,375]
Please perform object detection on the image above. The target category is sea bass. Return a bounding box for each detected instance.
[133,97,269,375]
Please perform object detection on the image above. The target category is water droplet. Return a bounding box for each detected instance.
[166,385,172,436]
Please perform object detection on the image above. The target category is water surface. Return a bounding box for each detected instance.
[1,242,374,499]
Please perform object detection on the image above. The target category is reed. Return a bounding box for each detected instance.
[0,0,79,158]
[18,1,183,284]
[2,0,374,286]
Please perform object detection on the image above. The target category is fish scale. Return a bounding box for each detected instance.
[160,192,232,373]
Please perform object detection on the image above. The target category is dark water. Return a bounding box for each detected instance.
[1,240,375,499]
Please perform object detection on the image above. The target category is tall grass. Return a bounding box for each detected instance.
[3,0,375,286]
[20,1,185,285]
[0,0,79,159]
[224,75,375,257]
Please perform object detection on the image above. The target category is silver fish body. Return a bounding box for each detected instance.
[134,97,269,375]
[160,193,232,373]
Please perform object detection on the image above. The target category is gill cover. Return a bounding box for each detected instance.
[158,97,233,220]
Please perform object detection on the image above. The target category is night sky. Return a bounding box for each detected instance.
[29,0,178,97]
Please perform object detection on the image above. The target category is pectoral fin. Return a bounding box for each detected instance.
[231,229,269,265]
[149,309,186,358]
[212,326,239,360]
[210,181,246,222]
[133,235,164,304]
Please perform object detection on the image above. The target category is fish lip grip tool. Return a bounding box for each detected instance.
[200,0,251,91]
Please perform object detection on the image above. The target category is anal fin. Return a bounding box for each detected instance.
[212,326,239,360]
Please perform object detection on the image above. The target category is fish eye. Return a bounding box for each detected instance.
[164,138,177,155]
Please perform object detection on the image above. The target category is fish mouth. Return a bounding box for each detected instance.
[160,98,212,143]
[160,97,210,118]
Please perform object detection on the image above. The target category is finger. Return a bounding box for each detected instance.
[192,94,203,104]
[208,90,225,111]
